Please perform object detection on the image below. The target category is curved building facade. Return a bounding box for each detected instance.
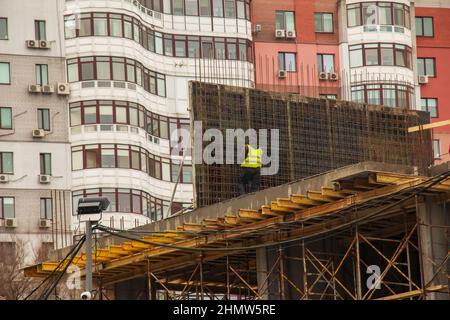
[64,0,255,230]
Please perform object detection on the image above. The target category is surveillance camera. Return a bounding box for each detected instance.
[80,291,92,300]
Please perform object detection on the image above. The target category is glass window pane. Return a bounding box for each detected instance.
[199,0,211,16]
[415,18,423,36]
[101,149,115,168]
[237,1,245,19]
[213,0,223,17]
[285,12,295,31]
[110,18,122,37]
[188,40,200,58]
[417,58,425,76]
[127,64,135,82]
[425,59,435,76]
[94,17,108,36]
[347,5,361,27]
[173,0,184,15]
[117,149,129,168]
[72,150,83,170]
[186,0,199,16]
[224,0,236,18]
[97,61,111,79]
[157,78,165,96]
[129,108,138,126]
[175,40,186,57]
[164,37,173,56]
[86,147,99,168]
[395,50,405,67]
[116,106,127,123]
[118,192,131,212]
[424,18,433,36]
[124,21,132,39]
[0,18,8,40]
[3,198,14,218]
[379,6,392,25]
[84,106,96,124]
[79,19,92,37]
[68,63,78,82]
[81,62,94,81]
[155,33,163,54]
[100,106,113,124]
[323,54,334,72]
[350,49,363,67]
[365,48,379,65]
[2,153,13,173]
[113,61,125,81]
[276,11,285,29]
[0,108,12,129]
[0,63,9,84]
[381,48,394,66]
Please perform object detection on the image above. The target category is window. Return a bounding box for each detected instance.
[317,54,334,72]
[416,17,433,37]
[0,18,8,40]
[79,13,92,37]
[40,153,52,175]
[112,57,126,81]
[199,0,211,16]
[40,198,52,220]
[433,140,441,159]
[278,52,296,72]
[417,58,436,77]
[185,0,199,16]
[38,109,50,131]
[315,13,333,33]
[224,0,236,18]
[35,20,46,40]
[117,145,130,168]
[276,11,295,31]
[96,57,111,80]
[35,64,49,85]
[349,43,412,69]
[110,14,123,37]
[101,145,115,168]
[350,83,414,108]
[0,152,13,174]
[347,4,361,27]
[213,0,223,17]
[347,3,410,29]
[320,94,337,100]
[0,62,10,84]
[71,147,83,170]
[85,145,100,169]
[0,197,15,219]
[99,105,113,124]
[0,107,12,129]
[173,0,184,15]
[421,98,438,118]
[93,13,108,36]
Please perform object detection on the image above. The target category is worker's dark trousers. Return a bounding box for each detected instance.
[238,167,261,195]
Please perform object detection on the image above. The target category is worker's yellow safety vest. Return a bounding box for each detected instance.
[241,145,263,168]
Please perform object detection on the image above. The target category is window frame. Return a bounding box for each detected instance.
[40,198,53,220]
[433,139,441,160]
[35,20,47,41]
[0,107,12,129]
[0,152,14,174]
[417,57,436,77]
[415,16,434,37]
[0,197,15,219]
[35,64,49,86]
[0,62,11,85]
[40,153,52,175]
[37,108,51,131]
[314,12,334,33]
[278,52,297,72]
[275,11,296,31]
[317,53,335,73]
[420,98,438,118]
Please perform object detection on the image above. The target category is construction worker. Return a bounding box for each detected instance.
[238,143,263,195]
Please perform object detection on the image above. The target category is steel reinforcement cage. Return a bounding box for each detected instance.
[189,81,433,208]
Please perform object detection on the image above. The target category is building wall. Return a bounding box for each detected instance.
[64,0,254,231]
[0,0,72,267]
[415,4,450,163]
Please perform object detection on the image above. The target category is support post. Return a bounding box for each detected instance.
[85,220,93,294]
[355,226,362,300]
[256,247,269,299]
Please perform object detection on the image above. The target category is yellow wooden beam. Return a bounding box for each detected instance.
[408,119,450,133]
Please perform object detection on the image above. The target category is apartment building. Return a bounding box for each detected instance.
[0,0,72,266]
[64,0,254,231]
[251,0,450,162]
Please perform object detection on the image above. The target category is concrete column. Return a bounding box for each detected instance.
[417,196,450,300]
[256,248,269,299]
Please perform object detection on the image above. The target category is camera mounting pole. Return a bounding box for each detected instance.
[77,197,110,298]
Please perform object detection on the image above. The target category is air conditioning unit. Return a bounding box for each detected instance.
[42,85,55,94]
[39,40,51,49]
[39,174,51,184]
[0,174,10,183]
[319,72,329,80]
[286,30,296,39]
[26,40,38,48]
[39,218,51,228]
[28,84,42,93]
[254,24,262,33]
[329,73,339,81]
[5,218,17,228]
[418,75,429,84]
[57,82,70,95]
[278,70,287,79]
[32,129,45,138]
[275,29,286,38]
